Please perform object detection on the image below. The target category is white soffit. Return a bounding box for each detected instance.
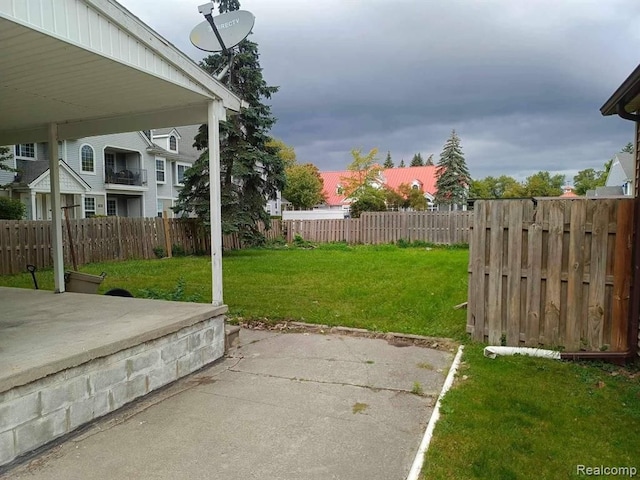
[0,0,241,145]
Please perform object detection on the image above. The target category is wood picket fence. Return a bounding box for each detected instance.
[466,199,635,352]
[0,217,282,275]
[283,211,472,245]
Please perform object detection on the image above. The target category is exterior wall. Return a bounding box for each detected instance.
[0,315,225,467]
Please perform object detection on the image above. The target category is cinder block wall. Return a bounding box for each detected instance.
[0,316,224,466]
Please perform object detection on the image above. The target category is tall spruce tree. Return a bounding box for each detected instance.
[175,0,285,243]
[399,159,406,168]
[410,153,424,167]
[435,130,470,210]
[383,151,394,169]
[425,154,434,166]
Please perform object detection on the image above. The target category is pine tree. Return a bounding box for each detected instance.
[175,0,285,243]
[435,130,470,210]
[399,159,406,168]
[383,151,394,169]
[425,154,434,166]
[410,153,424,167]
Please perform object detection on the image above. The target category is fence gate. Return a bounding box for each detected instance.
[467,199,634,352]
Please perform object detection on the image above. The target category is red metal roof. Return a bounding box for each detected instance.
[320,166,438,207]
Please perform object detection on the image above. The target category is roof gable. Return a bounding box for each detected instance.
[22,160,91,193]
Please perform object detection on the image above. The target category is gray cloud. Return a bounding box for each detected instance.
[123,0,639,182]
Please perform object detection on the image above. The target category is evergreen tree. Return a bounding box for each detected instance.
[435,130,470,210]
[425,154,434,166]
[0,146,17,188]
[175,0,285,243]
[399,159,406,168]
[410,153,424,167]
[383,151,394,169]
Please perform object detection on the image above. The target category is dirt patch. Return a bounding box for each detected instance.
[231,318,459,352]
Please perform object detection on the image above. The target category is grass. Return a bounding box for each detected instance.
[0,242,469,340]
[1,242,639,478]
[423,345,640,479]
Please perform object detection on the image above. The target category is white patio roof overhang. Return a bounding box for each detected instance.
[0,0,241,305]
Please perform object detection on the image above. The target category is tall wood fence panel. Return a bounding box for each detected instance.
[0,217,284,275]
[283,211,472,245]
[467,199,635,352]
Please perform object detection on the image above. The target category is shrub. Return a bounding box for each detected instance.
[171,244,186,257]
[152,246,166,258]
[0,197,25,220]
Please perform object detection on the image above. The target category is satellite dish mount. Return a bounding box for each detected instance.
[197,2,229,54]
[191,3,255,80]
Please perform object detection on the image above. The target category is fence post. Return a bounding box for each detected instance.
[163,211,172,258]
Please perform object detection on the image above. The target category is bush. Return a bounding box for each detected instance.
[152,246,166,258]
[0,197,25,220]
[171,244,186,257]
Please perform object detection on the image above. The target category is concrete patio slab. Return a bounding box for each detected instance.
[1,328,456,480]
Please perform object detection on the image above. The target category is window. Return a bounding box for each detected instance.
[157,200,164,218]
[80,145,95,173]
[106,199,117,216]
[15,143,35,159]
[412,184,419,190]
[156,159,166,183]
[169,135,177,151]
[84,197,96,218]
[175,163,189,185]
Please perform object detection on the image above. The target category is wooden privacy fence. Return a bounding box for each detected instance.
[467,199,634,352]
[284,211,472,245]
[0,217,283,275]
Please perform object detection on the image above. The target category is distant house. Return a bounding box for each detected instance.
[585,152,634,198]
[0,126,207,220]
[605,152,634,196]
[319,165,438,213]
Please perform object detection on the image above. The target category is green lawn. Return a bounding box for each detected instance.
[1,243,638,479]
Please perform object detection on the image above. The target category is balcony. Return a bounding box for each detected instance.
[105,167,147,186]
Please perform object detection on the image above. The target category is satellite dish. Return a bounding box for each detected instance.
[190,9,255,52]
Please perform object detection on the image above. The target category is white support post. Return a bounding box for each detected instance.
[208,101,224,306]
[30,192,37,220]
[49,124,65,293]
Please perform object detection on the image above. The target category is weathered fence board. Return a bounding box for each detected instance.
[0,217,283,275]
[467,199,634,352]
[284,211,472,245]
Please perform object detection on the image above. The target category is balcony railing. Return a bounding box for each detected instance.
[105,168,147,186]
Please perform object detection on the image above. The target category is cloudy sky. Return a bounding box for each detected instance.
[123,0,638,182]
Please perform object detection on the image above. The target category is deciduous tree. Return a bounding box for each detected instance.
[283,163,326,210]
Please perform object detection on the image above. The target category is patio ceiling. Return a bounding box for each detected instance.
[0,0,242,145]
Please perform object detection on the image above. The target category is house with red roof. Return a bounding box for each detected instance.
[318,165,438,212]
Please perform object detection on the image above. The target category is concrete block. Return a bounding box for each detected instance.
[89,363,127,393]
[0,391,40,432]
[110,375,148,410]
[14,409,67,457]
[126,350,160,377]
[0,430,14,465]
[177,353,200,378]
[188,331,203,351]
[68,393,109,431]
[160,338,189,363]
[41,376,89,415]
[148,364,178,391]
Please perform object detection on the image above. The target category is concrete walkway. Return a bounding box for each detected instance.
[1,328,455,480]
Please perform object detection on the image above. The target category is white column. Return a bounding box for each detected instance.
[208,101,224,306]
[30,192,37,220]
[49,124,65,293]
